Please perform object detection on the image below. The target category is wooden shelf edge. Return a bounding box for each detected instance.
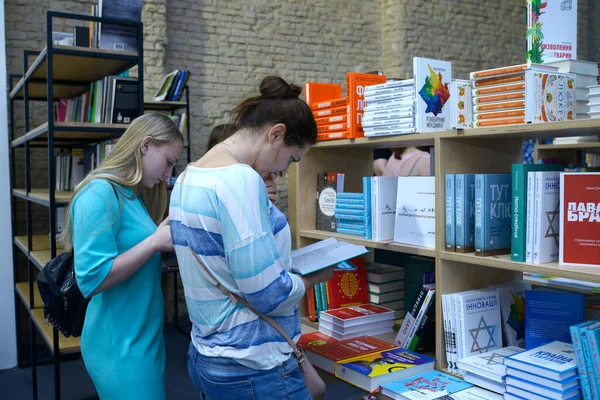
[30,308,80,354]
[15,282,43,310]
[537,142,600,150]
[440,251,600,283]
[298,229,436,257]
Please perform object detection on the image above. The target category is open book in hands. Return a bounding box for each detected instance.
[291,237,369,276]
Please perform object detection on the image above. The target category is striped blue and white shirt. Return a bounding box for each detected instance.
[169,164,306,370]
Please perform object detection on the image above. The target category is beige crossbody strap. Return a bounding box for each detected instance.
[179,168,301,355]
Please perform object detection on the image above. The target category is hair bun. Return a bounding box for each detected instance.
[259,76,301,99]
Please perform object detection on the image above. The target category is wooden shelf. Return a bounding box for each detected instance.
[299,230,436,258]
[313,131,448,149]
[30,308,80,354]
[12,121,128,147]
[10,45,138,100]
[13,188,73,205]
[144,100,187,111]
[457,118,600,140]
[440,251,600,284]
[15,235,65,252]
[15,282,43,310]
[536,142,600,150]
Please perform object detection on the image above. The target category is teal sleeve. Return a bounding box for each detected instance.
[72,180,120,298]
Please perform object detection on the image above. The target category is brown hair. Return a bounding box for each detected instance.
[207,123,238,151]
[231,76,317,147]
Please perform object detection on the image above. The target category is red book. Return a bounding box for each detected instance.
[320,304,394,327]
[313,105,347,118]
[304,82,342,109]
[346,72,387,139]
[317,131,349,141]
[297,331,338,352]
[306,287,317,322]
[560,173,600,267]
[307,335,397,374]
[326,257,369,309]
[317,122,347,133]
[312,97,347,110]
[315,114,347,126]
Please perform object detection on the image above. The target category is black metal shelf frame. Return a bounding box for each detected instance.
[9,11,144,400]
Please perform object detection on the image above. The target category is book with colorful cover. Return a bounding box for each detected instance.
[413,57,452,133]
[346,72,387,139]
[559,172,600,267]
[380,370,472,400]
[504,341,578,381]
[526,0,577,64]
[304,82,342,108]
[474,174,512,256]
[492,281,531,348]
[326,257,369,309]
[336,348,435,392]
[525,70,576,123]
[455,174,476,253]
[449,79,473,128]
[316,172,344,232]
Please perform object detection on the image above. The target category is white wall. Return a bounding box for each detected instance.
[0,0,18,370]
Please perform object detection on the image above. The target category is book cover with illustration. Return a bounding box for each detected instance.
[326,257,369,309]
[526,0,577,64]
[413,57,452,132]
[346,72,387,139]
[493,281,531,348]
[335,347,435,392]
[455,174,476,253]
[474,174,512,256]
[450,79,473,128]
[381,370,473,400]
[316,172,344,232]
[559,172,600,267]
[525,69,575,123]
[458,289,502,359]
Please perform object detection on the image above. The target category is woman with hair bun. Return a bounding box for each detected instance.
[170,76,333,399]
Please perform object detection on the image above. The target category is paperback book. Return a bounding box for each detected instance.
[413,57,452,132]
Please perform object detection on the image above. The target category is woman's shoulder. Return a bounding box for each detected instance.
[74,179,121,206]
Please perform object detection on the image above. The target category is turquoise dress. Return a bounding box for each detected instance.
[72,179,165,400]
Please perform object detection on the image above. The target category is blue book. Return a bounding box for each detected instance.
[455,174,475,253]
[337,227,366,236]
[445,174,455,251]
[363,177,372,240]
[337,192,365,200]
[334,208,365,216]
[334,214,364,222]
[338,219,365,226]
[474,173,512,256]
[505,380,582,400]
[380,370,472,399]
[336,203,365,210]
[586,323,600,399]
[504,341,578,382]
[570,321,595,399]
[338,222,365,230]
[525,290,585,349]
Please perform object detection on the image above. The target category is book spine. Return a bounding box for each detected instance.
[170,70,186,101]
[473,74,525,88]
[570,325,593,400]
[320,282,328,311]
[407,291,436,352]
[362,177,372,240]
[455,174,465,252]
[337,227,366,236]
[470,65,528,80]
[362,117,414,127]
[312,97,346,110]
[314,114,347,125]
[316,131,347,141]
[337,192,364,199]
[364,97,415,111]
[307,287,317,322]
[445,174,455,252]
[364,79,414,92]
[317,123,347,133]
[334,213,364,221]
[338,218,364,226]
[474,118,525,128]
[539,172,560,264]
[473,82,526,97]
[333,208,364,216]
[312,105,346,118]
[474,101,526,113]
[363,106,413,117]
[336,203,364,210]
[314,283,322,319]
[396,285,428,347]
[532,172,542,264]
[371,177,377,241]
[474,109,526,120]
[587,328,600,399]
[441,295,453,371]
[362,122,415,132]
[338,222,365,230]
[581,326,598,397]
[364,90,415,102]
[474,174,484,255]
[526,171,535,263]
[364,127,417,137]
[511,164,526,262]
[473,91,526,104]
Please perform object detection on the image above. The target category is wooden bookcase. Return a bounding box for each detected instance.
[8,11,143,400]
[288,117,600,375]
[535,141,600,164]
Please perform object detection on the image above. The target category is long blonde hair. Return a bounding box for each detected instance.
[61,113,183,250]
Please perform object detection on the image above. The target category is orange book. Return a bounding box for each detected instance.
[474,74,525,88]
[346,72,387,139]
[474,117,525,127]
[315,114,347,126]
[470,64,528,80]
[313,105,347,118]
[304,82,342,108]
[474,83,526,96]
[317,131,349,141]
[312,97,347,110]
[474,109,525,120]
[306,287,317,322]
[317,123,347,133]
[474,91,525,104]
[474,100,525,112]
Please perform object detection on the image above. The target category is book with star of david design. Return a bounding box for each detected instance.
[457,346,523,383]
[457,289,502,362]
[532,171,561,264]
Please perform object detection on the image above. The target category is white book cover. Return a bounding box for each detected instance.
[457,346,523,382]
[525,69,576,123]
[526,0,577,64]
[365,79,415,92]
[525,171,535,263]
[448,387,503,400]
[371,176,399,241]
[290,237,368,275]
[364,127,417,137]
[393,177,436,248]
[413,57,452,132]
[450,79,473,128]
[493,281,531,348]
[363,97,416,112]
[457,289,502,360]
[504,341,578,381]
[532,171,561,264]
[462,372,505,394]
[545,59,597,76]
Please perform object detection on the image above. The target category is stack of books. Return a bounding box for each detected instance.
[395,283,436,353]
[588,84,600,119]
[503,341,582,400]
[570,319,600,399]
[470,64,575,128]
[153,69,190,102]
[457,346,522,394]
[334,192,367,237]
[318,304,394,341]
[362,79,416,137]
[304,82,344,141]
[545,59,599,119]
[365,262,405,320]
[380,370,475,399]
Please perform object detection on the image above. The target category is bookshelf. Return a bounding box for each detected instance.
[8,11,143,400]
[534,141,600,164]
[288,118,600,376]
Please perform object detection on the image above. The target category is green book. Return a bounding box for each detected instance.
[510,163,563,262]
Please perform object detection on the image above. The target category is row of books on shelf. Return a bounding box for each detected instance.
[152,69,191,102]
[52,75,139,124]
[55,141,116,192]
[306,58,599,141]
[316,172,436,248]
[444,168,600,267]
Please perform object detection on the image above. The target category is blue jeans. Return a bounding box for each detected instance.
[187,342,311,400]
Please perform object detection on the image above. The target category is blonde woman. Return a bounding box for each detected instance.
[61,113,183,399]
